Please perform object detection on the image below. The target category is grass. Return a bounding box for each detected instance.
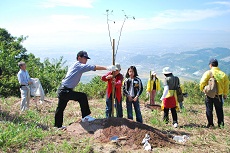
[0,96,230,152]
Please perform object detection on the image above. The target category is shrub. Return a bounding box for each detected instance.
[75,76,106,99]
[0,28,67,97]
[183,81,205,104]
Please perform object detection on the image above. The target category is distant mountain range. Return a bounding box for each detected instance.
[117,47,230,80]
[33,47,230,83]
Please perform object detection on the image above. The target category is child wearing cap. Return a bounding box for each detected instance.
[146,71,161,105]
[101,63,123,118]
[123,66,143,123]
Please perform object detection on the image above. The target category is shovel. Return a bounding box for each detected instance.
[110,136,128,143]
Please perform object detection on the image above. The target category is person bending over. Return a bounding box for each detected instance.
[54,51,115,129]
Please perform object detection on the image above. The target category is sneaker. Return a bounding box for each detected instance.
[173,123,178,128]
[53,126,67,131]
[82,115,95,122]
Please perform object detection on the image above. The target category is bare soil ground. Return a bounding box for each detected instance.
[1,97,230,152]
[67,117,173,150]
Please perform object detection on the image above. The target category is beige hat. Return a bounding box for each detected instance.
[18,61,26,67]
[115,63,121,70]
[151,71,157,75]
[162,67,172,74]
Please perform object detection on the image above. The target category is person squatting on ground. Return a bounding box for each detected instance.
[17,61,33,111]
[101,63,123,118]
[123,66,143,123]
[146,71,161,105]
[200,58,229,128]
[160,67,180,128]
[54,51,116,129]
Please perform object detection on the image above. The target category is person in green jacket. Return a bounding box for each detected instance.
[146,71,161,105]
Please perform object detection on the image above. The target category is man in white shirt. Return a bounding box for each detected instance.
[17,61,32,111]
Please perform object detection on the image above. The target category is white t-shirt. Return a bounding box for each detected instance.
[128,79,135,97]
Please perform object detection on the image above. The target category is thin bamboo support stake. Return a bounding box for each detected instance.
[111,39,115,117]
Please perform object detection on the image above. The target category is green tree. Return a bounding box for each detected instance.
[183,81,204,104]
[75,76,106,99]
[0,28,67,97]
[0,28,28,96]
[39,57,67,94]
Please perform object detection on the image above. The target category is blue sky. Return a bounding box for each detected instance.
[1,0,230,56]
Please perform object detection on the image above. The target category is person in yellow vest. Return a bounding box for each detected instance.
[160,67,180,128]
[200,58,229,128]
[146,71,161,105]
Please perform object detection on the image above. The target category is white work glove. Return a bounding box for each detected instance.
[107,65,116,71]
[146,92,150,98]
[160,96,164,101]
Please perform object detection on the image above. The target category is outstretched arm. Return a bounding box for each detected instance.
[95,66,107,70]
[95,65,115,71]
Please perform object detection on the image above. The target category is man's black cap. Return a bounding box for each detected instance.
[77,51,90,59]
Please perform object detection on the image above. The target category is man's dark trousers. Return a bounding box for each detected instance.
[205,95,224,127]
[54,86,91,128]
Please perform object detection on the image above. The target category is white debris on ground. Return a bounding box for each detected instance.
[142,134,151,151]
[173,135,190,143]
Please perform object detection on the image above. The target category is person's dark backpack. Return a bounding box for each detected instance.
[203,71,218,98]
[174,76,184,103]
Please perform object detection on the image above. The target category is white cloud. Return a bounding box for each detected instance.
[7,9,228,51]
[153,9,227,23]
[8,8,230,43]
[12,14,106,36]
[50,14,90,21]
[208,1,230,7]
[41,0,95,8]
[123,8,230,31]
[27,8,229,35]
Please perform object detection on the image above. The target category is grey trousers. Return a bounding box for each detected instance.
[20,86,30,111]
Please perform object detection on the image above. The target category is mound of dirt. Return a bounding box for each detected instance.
[67,118,173,149]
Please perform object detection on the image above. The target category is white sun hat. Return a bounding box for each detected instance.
[162,67,172,74]
[115,63,121,71]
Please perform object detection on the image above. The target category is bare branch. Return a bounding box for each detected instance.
[115,11,135,60]
[106,10,135,60]
[106,10,113,48]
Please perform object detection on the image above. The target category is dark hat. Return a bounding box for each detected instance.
[209,58,218,66]
[77,51,90,59]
